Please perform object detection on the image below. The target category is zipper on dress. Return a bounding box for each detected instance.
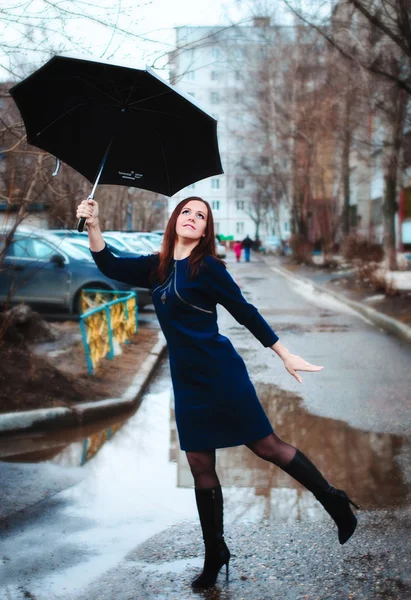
[152,264,176,296]
[174,261,214,314]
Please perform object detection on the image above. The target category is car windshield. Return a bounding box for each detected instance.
[126,239,153,253]
[64,239,93,258]
[104,235,130,251]
[54,238,93,260]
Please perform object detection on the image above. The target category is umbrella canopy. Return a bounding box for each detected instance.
[9,54,223,197]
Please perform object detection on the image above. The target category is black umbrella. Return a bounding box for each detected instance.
[9,54,223,231]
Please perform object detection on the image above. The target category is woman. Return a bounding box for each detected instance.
[77,196,358,590]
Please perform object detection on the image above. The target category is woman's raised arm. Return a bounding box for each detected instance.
[76,198,105,251]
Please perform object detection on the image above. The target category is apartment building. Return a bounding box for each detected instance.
[168,21,291,242]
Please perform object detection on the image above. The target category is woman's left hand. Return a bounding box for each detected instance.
[282,353,323,384]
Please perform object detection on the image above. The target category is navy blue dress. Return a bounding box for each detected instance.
[91,245,279,452]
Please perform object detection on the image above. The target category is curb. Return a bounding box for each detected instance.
[0,332,168,435]
[265,261,411,346]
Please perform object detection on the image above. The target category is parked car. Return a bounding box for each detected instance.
[215,238,226,258]
[0,227,152,314]
[49,230,146,258]
[132,232,163,250]
[103,231,155,254]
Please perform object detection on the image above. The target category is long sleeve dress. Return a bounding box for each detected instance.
[91,245,279,452]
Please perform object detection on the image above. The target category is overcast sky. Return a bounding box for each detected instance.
[0,0,296,81]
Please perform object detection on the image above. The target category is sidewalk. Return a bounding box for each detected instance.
[262,256,411,346]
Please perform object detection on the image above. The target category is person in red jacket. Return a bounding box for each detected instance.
[233,240,242,262]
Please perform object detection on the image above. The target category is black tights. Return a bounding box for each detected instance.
[186,433,297,489]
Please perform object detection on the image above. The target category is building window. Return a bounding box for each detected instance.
[211,71,219,81]
[211,178,220,189]
[235,70,241,81]
[212,200,220,210]
[186,70,195,80]
[261,156,269,167]
[236,200,244,210]
[234,91,241,104]
[236,178,245,189]
[236,222,244,234]
[284,222,288,231]
[212,47,221,58]
[211,92,220,104]
[215,222,220,233]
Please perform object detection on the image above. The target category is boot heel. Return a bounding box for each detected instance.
[341,491,359,510]
[225,560,229,581]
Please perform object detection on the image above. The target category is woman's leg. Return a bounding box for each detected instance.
[186,450,230,589]
[246,433,358,544]
[186,449,220,489]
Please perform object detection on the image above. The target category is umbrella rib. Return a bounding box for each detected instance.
[103,65,127,105]
[125,73,141,106]
[127,105,184,120]
[127,90,172,107]
[76,75,122,106]
[29,102,84,141]
[157,133,171,196]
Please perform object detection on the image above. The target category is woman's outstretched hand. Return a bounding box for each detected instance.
[283,353,323,384]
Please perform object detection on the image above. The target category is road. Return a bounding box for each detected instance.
[1,254,410,599]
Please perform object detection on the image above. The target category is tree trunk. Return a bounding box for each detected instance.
[342,97,351,236]
[383,89,407,271]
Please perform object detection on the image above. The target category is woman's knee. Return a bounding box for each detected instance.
[186,451,215,477]
[247,434,284,462]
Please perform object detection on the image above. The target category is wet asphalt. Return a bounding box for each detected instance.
[0,254,410,599]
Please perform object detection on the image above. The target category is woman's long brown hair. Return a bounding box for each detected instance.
[155,197,224,284]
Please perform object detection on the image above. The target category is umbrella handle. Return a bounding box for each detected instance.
[77,217,87,232]
[77,194,94,232]
[75,137,114,233]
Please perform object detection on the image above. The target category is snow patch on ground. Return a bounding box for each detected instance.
[377,270,411,291]
[286,278,377,328]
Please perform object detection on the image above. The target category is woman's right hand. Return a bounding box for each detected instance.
[76,198,99,228]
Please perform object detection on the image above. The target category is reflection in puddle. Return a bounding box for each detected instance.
[172,383,410,517]
[0,412,131,464]
[2,367,409,525]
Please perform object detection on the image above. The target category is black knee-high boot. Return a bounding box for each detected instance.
[191,486,231,589]
[282,449,359,544]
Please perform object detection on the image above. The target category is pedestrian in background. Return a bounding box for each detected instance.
[77,195,358,591]
[241,234,253,262]
[233,240,242,263]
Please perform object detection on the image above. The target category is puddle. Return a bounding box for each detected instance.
[0,411,133,463]
[2,368,409,518]
[174,383,410,513]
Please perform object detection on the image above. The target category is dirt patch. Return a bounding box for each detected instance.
[326,276,411,325]
[0,307,161,414]
[278,257,411,327]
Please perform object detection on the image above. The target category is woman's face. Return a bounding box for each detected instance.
[175,200,208,242]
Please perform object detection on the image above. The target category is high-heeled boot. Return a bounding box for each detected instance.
[191,486,231,589]
[282,449,359,544]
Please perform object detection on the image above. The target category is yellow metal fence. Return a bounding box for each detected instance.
[79,289,138,374]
